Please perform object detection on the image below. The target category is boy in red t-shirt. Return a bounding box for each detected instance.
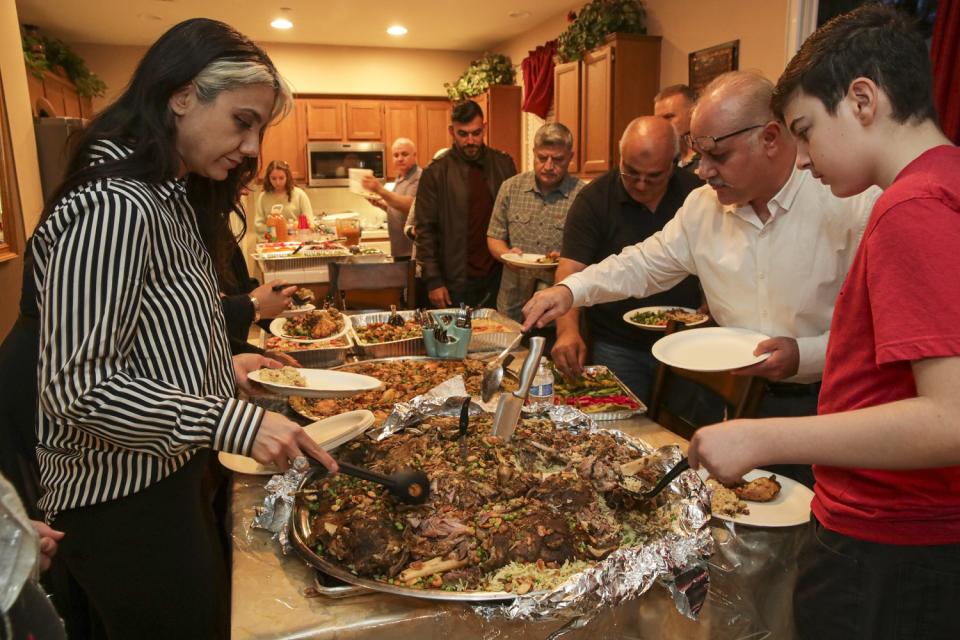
[688,5,960,638]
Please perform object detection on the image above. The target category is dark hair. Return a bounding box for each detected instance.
[655,84,698,104]
[772,4,936,124]
[263,160,294,201]
[451,100,484,124]
[42,18,290,283]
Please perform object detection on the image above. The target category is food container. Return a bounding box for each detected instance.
[348,310,426,358]
[261,332,354,368]
[552,365,647,421]
[435,307,522,352]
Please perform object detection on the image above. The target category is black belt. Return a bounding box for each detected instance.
[765,381,822,397]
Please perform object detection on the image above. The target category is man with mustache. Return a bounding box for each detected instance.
[523,72,879,484]
[415,100,517,308]
[486,123,585,323]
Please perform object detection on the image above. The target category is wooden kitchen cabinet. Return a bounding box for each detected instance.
[305,99,344,140]
[344,100,383,140]
[260,99,307,181]
[553,61,582,173]
[383,101,419,178]
[554,34,661,176]
[415,101,451,168]
[27,70,93,119]
[473,85,521,170]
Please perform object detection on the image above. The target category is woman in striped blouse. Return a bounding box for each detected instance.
[29,18,336,638]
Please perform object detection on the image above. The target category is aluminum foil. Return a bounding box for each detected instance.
[251,459,311,551]
[371,402,715,627]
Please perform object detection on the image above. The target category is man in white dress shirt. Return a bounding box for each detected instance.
[522,71,877,482]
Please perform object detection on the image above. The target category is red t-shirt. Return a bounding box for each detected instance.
[814,145,960,545]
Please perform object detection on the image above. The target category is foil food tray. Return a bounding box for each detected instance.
[348,310,426,358]
[260,331,353,368]
[553,365,648,421]
[434,307,522,352]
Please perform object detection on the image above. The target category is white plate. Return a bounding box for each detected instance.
[500,253,559,269]
[622,306,710,331]
[698,468,814,527]
[248,368,382,398]
[280,303,316,318]
[269,314,349,344]
[218,410,376,475]
[651,327,771,371]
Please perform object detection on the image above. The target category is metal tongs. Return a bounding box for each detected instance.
[622,457,691,503]
[272,283,308,306]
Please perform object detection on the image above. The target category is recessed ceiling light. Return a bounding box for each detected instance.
[508,11,531,19]
[386,24,408,36]
[271,17,293,29]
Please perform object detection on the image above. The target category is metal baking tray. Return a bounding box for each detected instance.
[553,364,647,421]
[348,310,426,358]
[260,331,354,369]
[434,307,522,352]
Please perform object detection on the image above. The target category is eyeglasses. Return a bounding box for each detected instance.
[683,124,765,154]
[619,166,671,184]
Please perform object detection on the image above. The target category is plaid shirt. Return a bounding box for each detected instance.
[487,172,585,321]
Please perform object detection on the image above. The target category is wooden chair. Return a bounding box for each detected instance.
[327,260,416,311]
[648,320,765,440]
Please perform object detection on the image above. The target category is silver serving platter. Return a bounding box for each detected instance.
[291,471,518,602]
[554,365,647,421]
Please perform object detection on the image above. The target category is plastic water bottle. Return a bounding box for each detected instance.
[527,357,555,410]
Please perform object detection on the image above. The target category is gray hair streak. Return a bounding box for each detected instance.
[192,59,293,124]
[533,122,574,151]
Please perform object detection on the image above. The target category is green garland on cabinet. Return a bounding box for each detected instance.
[22,27,107,98]
[444,53,516,102]
[557,0,648,63]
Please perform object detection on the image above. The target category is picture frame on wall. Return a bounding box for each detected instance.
[688,40,740,94]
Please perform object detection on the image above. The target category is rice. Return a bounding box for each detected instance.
[258,366,306,387]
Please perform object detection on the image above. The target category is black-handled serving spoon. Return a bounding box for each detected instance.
[304,453,430,505]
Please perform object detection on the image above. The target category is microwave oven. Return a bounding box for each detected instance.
[307,141,385,187]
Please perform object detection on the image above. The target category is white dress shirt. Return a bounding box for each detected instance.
[563,165,879,383]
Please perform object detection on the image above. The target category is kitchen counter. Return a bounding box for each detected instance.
[230,416,806,639]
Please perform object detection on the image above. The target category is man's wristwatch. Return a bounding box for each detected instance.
[249,295,261,322]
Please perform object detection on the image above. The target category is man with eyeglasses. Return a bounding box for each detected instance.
[415,100,517,308]
[524,72,879,485]
[549,116,704,408]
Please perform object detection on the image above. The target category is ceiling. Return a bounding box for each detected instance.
[16,0,580,51]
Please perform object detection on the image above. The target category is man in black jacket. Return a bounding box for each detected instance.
[414,100,517,308]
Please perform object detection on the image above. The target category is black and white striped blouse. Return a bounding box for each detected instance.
[32,140,264,519]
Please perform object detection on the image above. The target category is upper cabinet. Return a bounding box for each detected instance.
[260,100,307,181]
[383,101,452,179]
[554,34,662,176]
[553,61,582,174]
[344,100,383,140]
[305,99,344,140]
[473,85,522,171]
[26,70,93,119]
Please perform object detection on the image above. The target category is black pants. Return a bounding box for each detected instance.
[52,450,228,640]
[449,266,502,309]
[795,518,960,640]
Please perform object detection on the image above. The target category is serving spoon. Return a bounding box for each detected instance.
[304,454,430,505]
[480,331,525,402]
